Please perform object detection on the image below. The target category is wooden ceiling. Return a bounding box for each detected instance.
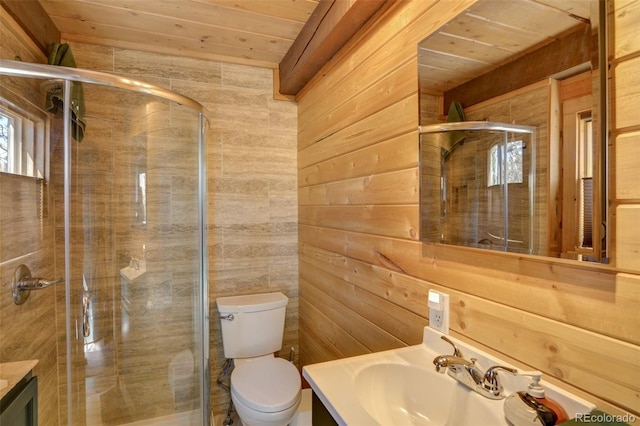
[3,0,388,95]
[37,0,320,69]
[418,0,592,94]
[3,0,595,97]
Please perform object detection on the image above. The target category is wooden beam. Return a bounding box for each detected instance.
[1,0,60,56]
[444,25,594,111]
[278,0,389,96]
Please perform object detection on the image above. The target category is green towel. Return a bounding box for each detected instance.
[443,100,465,157]
[45,43,86,142]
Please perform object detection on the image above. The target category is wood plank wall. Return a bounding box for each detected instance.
[611,0,640,271]
[297,0,640,416]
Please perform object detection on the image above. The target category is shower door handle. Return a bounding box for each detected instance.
[82,291,91,338]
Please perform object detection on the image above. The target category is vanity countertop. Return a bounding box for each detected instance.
[0,360,39,400]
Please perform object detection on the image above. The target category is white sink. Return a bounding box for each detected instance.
[303,327,596,426]
[354,363,504,425]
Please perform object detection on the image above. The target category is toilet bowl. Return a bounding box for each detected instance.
[216,292,302,426]
[231,357,301,426]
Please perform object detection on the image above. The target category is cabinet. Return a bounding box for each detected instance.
[0,361,38,426]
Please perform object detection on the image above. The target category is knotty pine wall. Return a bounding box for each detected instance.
[611,0,640,271]
[297,0,639,416]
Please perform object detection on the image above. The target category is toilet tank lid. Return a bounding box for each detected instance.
[216,292,288,313]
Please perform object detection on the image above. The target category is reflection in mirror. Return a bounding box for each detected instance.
[418,0,607,265]
[0,83,50,179]
[420,122,536,254]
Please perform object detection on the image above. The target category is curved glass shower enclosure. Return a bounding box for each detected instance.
[0,59,209,425]
[419,121,536,254]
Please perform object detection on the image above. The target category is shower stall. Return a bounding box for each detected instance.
[419,121,537,254]
[0,59,209,425]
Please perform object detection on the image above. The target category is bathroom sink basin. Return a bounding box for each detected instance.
[303,327,596,426]
[355,363,504,425]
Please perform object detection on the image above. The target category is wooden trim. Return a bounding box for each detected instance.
[443,25,594,111]
[278,0,389,95]
[0,7,47,63]
[0,0,59,56]
[272,68,296,102]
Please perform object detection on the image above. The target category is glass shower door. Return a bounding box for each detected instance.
[0,60,208,426]
[55,80,208,425]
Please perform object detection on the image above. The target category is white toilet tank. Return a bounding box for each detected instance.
[216,292,288,359]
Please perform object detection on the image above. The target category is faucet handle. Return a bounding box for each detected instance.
[483,365,518,397]
[440,335,463,357]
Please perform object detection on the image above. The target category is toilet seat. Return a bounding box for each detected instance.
[231,357,301,413]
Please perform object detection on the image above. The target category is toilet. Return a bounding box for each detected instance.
[217,292,301,426]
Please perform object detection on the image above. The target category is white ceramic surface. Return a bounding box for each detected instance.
[355,362,504,425]
[303,327,596,426]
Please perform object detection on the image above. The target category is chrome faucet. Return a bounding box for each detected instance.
[433,336,517,400]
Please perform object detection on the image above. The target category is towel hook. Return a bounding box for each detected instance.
[11,264,63,305]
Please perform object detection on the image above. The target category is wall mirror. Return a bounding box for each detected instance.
[418,0,611,267]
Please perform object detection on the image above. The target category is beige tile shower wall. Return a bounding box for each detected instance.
[66,42,299,419]
[0,9,59,426]
[297,0,639,416]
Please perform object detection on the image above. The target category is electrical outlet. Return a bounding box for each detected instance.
[431,311,444,328]
[428,290,450,334]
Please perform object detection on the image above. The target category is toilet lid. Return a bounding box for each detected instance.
[231,357,301,413]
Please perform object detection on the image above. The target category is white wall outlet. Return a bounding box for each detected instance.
[428,290,450,334]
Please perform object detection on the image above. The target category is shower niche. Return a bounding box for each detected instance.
[419,122,536,254]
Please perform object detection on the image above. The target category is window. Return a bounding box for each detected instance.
[0,101,48,179]
[488,140,523,186]
[578,112,593,248]
[0,113,10,172]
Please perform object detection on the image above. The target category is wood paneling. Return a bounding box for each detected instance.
[612,55,640,131]
[278,0,389,95]
[418,0,591,109]
[298,131,418,187]
[443,26,593,111]
[610,0,640,274]
[0,0,59,55]
[611,0,640,59]
[614,131,640,200]
[299,168,418,206]
[38,0,319,69]
[297,0,640,417]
